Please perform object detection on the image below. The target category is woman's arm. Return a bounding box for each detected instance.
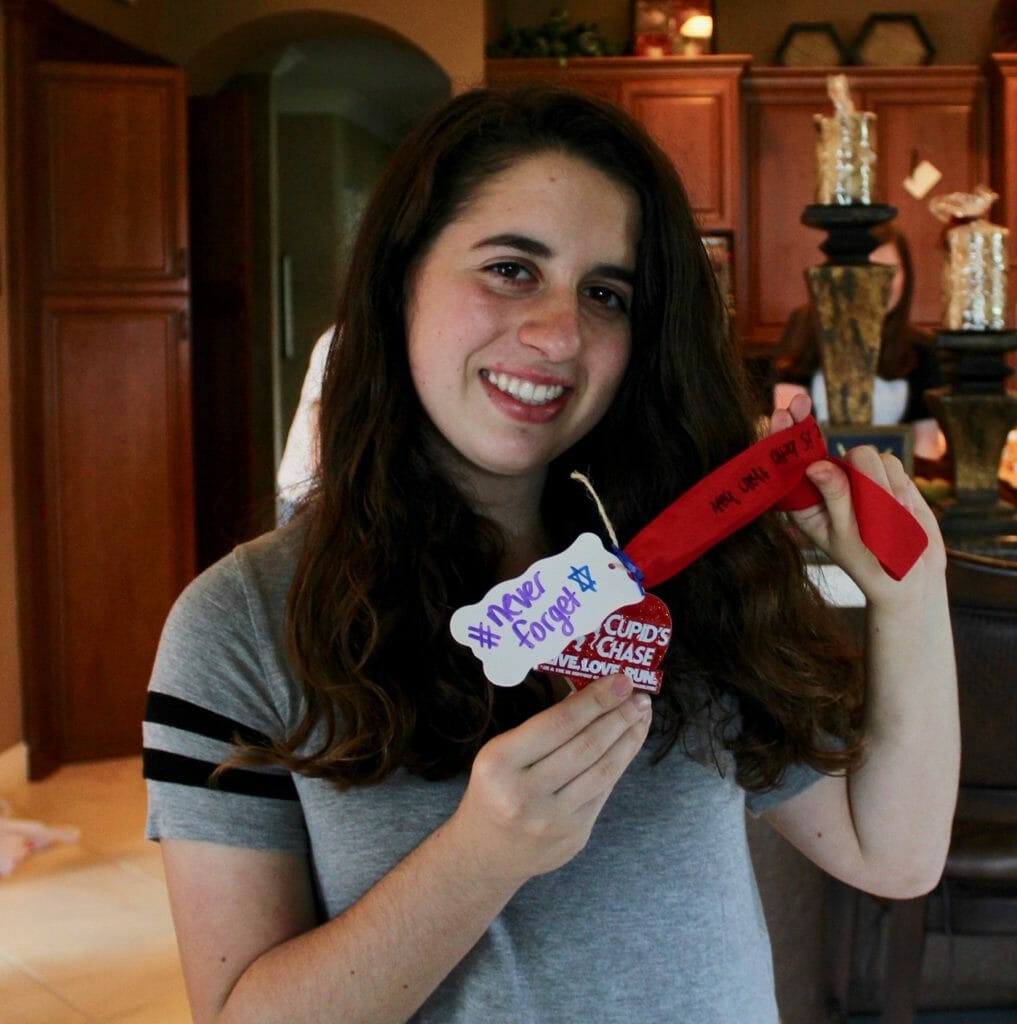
[161,672,652,1024]
[763,394,959,899]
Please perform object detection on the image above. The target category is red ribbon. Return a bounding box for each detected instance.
[623,416,927,590]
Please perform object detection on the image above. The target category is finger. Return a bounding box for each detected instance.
[531,688,652,796]
[908,473,942,532]
[882,459,946,565]
[768,405,793,435]
[880,451,915,512]
[768,391,812,436]
[551,709,652,813]
[506,673,641,768]
[799,458,856,541]
[787,390,813,422]
[843,444,892,492]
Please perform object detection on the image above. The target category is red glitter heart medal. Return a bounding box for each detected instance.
[532,474,671,695]
[451,415,928,696]
[540,590,672,694]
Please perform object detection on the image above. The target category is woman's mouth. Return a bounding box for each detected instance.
[481,370,567,406]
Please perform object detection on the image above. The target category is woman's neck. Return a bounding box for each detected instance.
[479,478,550,578]
[423,429,552,574]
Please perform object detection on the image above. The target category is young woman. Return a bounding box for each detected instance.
[772,223,946,461]
[144,86,958,1023]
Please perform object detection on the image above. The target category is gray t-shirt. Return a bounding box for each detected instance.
[144,522,822,1023]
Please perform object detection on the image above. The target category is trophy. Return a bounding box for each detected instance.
[925,187,1017,536]
[802,76,899,440]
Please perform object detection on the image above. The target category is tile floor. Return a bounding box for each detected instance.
[0,756,190,1024]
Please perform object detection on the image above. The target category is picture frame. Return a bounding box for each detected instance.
[775,22,848,67]
[633,3,714,58]
[849,13,935,67]
[822,423,915,475]
[701,232,735,326]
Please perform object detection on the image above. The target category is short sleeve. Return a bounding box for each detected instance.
[143,547,309,852]
[744,760,828,817]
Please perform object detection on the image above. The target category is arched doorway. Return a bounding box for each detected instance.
[184,14,450,568]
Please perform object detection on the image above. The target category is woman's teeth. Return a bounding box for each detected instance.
[485,371,565,406]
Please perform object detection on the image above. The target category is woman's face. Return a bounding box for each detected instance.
[869,240,906,313]
[405,151,639,493]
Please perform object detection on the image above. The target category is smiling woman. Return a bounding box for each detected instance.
[406,151,637,490]
[143,84,956,1024]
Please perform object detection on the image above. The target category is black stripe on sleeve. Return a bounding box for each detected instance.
[145,690,274,748]
[143,748,299,801]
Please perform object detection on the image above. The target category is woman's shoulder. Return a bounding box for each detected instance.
[149,520,309,736]
[162,520,306,659]
[231,517,307,600]
[145,522,311,850]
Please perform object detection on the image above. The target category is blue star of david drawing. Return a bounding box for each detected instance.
[567,563,597,593]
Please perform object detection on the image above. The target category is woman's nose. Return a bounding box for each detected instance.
[517,293,582,361]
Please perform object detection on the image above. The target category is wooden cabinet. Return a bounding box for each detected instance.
[40,65,190,293]
[15,62,195,773]
[486,56,750,233]
[741,67,990,351]
[488,60,989,355]
[619,75,741,230]
[39,295,193,761]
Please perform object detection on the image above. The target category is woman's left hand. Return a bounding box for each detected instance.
[764,392,958,900]
[768,392,945,607]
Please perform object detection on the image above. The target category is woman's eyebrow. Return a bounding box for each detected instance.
[472,233,551,258]
[472,233,635,284]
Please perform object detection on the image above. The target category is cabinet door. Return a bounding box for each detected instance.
[742,69,989,350]
[621,76,740,231]
[742,77,830,347]
[486,58,747,233]
[40,296,195,761]
[38,63,189,293]
[862,80,989,326]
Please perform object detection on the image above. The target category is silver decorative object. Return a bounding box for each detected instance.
[930,186,1011,332]
[814,75,876,206]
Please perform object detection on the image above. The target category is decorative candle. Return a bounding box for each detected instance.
[814,75,876,205]
[929,186,1010,331]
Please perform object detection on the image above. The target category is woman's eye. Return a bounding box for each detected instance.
[486,261,532,282]
[585,285,629,313]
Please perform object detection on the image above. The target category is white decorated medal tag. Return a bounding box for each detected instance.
[450,532,643,687]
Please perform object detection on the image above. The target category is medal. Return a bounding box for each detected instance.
[452,416,927,695]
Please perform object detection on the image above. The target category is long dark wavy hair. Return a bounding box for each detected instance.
[245,85,863,792]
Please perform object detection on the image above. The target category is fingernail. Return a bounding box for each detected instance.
[632,692,652,712]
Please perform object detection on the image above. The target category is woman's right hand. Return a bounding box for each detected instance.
[162,674,651,1024]
[446,673,652,887]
